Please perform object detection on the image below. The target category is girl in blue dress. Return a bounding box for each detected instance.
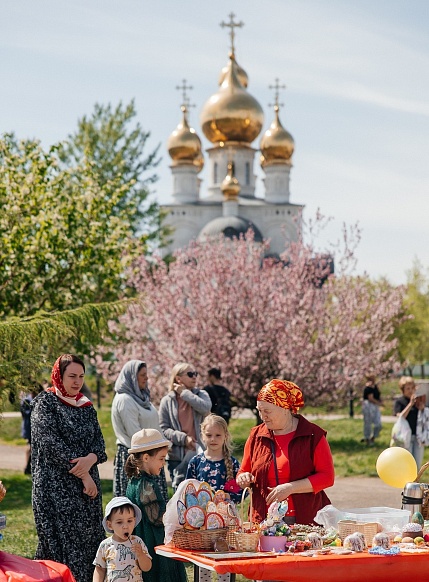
[186,414,241,502]
[186,414,241,582]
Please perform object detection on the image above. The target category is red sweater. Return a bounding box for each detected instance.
[238,415,334,524]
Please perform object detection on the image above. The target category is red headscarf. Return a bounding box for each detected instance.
[47,355,92,408]
[257,379,304,414]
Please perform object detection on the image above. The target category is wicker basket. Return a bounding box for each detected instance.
[234,487,260,552]
[337,520,379,546]
[226,524,240,550]
[415,461,429,520]
[172,526,229,551]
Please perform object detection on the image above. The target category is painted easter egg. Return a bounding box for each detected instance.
[213,490,227,504]
[177,500,187,525]
[205,512,225,530]
[184,482,197,497]
[185,493,199,508]
[206,501,217,513]
[197,489,212,508]
[227,502,239,518]
[184,505,205,529]
[216,501,229,515]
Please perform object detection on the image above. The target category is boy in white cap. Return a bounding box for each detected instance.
[93,496,152,582]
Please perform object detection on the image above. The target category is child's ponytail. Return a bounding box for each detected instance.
[223,445,234,481]
[125,452,141,479]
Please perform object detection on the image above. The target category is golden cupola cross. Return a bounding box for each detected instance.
[220,12,244,57]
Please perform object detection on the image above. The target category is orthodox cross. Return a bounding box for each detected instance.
[176,79,195,114]
[220,12,244,55]
[269,78,286,110]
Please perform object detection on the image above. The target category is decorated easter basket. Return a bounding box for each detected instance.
[234,487,260,552]
[172,526,229,551]
[415,461,429,520]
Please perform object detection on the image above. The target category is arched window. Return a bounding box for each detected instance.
[245,162,250,185]
[214,162,218,184]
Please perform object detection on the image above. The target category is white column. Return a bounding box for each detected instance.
[262,164,291,203]
[170,164,201,203]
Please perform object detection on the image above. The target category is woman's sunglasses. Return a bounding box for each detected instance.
[185,371,198,378]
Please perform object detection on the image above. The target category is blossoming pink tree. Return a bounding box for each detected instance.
[97,227,406,415]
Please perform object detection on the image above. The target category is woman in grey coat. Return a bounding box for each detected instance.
[159,361,212,488]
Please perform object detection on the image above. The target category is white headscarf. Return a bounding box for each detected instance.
[114,360,151,410]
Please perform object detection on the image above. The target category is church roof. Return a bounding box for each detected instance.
[197,215,263,242]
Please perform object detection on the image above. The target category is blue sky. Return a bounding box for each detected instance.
[2,0,428,284]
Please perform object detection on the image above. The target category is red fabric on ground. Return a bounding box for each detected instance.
[0,552,76,582]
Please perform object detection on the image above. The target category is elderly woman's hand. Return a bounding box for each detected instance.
[266,484,294,506]
[236,472,255,489]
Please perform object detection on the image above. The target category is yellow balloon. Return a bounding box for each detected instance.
[376,447,418,488]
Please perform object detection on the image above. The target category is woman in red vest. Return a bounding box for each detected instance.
[237,379,334,525]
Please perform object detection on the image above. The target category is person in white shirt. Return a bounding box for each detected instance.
[111,360,168,501]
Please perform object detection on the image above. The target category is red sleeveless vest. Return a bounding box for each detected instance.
[242,415,331,524]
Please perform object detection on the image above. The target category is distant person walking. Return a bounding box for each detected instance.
[361,373,382,446]
[394,376,428,468]
[204,368,232,424]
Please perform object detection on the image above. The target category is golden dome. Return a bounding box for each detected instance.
[200,56,264,144]
[219,54,248,88]
[221,161,240,200]
[167,106,203,168]
[260,105,294,167]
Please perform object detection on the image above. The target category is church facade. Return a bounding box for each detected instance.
[161,13,303,257]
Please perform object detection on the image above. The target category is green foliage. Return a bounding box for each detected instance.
[0,300,134,407]
[396,260,429,367]
[59,100,166,242]
[0,134,149,317]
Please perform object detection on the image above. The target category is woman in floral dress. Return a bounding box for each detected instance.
[31,354,107,582]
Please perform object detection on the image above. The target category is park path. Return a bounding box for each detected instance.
[0,411,402,510]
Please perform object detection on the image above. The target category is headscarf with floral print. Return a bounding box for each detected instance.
[46,355,92,408]
[257,379,304,413]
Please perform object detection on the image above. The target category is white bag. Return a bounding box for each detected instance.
[390,416,412,450]
[163,479,201,544]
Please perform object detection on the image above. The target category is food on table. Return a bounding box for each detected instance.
[343,533,366,552]
[402,522,424,540]
[411,511,424,526]
[307,532,323,549]
[372,532,390,549]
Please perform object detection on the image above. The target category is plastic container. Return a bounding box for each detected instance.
[341,507,410,532]
[259,535,287,552]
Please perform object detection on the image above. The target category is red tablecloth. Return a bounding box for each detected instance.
[155,544,429,582]
[0,552,76,582]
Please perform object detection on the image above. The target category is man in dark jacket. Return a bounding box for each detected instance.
[204,367,232,424]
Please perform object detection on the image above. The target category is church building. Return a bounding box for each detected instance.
[161,13,303,257]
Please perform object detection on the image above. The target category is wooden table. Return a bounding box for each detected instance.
[155,544,429,581]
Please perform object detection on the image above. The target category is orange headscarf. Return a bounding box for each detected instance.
[257,379,304,413]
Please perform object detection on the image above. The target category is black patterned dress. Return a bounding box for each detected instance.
[31,391,107,582]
